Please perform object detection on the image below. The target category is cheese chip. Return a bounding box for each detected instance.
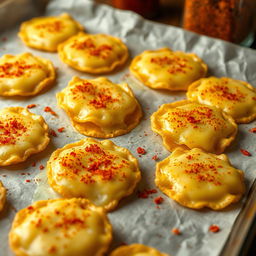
[130,48,207,91]
[9,198,112,256]
[58,32,128,73]
[0,53,55,96]
[47,138,141,211]
[0,107,49,166]
[0,181,6,212]
[57,76,142,138]
[19,13,83,52]
[187,77,256,123]
[156,148,245,210]
[151,100,237,154]
[110,244,169,256]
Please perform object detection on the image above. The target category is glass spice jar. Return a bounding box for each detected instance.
[112,0,160,19]
[183,0,255,46]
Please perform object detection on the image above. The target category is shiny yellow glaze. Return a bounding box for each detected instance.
[187,77,256,123]
[47,138,141,211]
[58,32,128,73]
[9,198,112,256]
[19,13,83,52]
[156,148,245,210]
[0,53,55,96]
[57,76,142,138]
[130,48,207,91]
[110,244,169,256]
[151,100,237,154]
[0,107,49,166]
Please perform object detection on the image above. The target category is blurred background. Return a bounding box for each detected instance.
[96,0,256,48]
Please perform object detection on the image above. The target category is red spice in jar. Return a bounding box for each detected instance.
[183,0,254,44]
[249,128,256,133]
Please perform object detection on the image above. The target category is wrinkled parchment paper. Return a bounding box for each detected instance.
[0,0,256,255]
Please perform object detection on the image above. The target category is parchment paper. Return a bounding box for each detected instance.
[0,0,256,255]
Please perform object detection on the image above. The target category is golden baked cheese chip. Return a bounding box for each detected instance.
[19,13,83,52]
[0,107,49,166]
[130,47,207,91]
[156,148,245,210]
[187,77,256,123]
[58,32,128,73]
[110,244,169,256]
[47,138,141,211]
[0,181,6,212]
[0,53,55,96]
[9,198,112,256]
[151,100,237,154]
[57,76,142,138]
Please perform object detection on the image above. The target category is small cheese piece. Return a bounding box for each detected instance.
[187,77,256,123]
[0,53,55,96]
[58,32,128,73]
[130,47,207,91]
[0,107,49,166]
[57,76,142,138]
[9,198,112,256]
[155,148,245,210]
[110,244,169,256]
[47,138,141,211]
[0,181,6,212]
[19,13,83,52]
[151,100,237,154]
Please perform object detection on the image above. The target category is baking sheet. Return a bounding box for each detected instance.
[0,0,256,255]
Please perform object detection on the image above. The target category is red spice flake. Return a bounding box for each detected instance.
[49,129,57,137]
[186,155,193,160]
[152,155,158,161]
[39,165,44,170]
[35,21,64,33]
[138,188,157,199]
[70,151,76,157]
[44,106,58,117]
[0,118,27,145]
[27,206,34,210]
[154,196,164,204]
[26,104,37,109]
[57,127,65,133]
[137,147,146,155]
[85,144,105,154]
[32,162,36,167]
[240,149,251,156]
[249,128,256,133]
[209,224,220,233]
[25,179,31,183]
[0,61,41,78]
[172,228,181,235]
[89,93,119,109]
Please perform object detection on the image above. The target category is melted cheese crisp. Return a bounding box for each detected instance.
[19,13,83,52]
[0,107,49,166]
[58,32,128,73]
[151,100,237,154]
[130,48,207,91]
[9,198,112,256]
[110,244,169,256]
[0,181,6,212]
[0,53,56,96]
[187,77,256,123]
[47,138,141,211]
[156,148,245,210]
[57,76,142,138]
